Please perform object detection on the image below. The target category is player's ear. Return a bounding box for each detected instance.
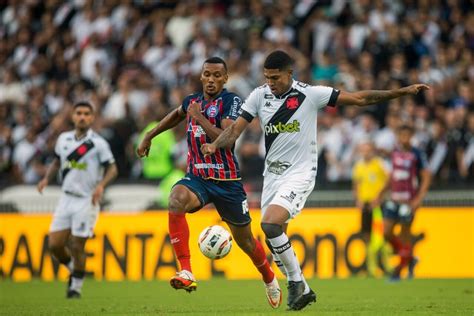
[223,72,228,83]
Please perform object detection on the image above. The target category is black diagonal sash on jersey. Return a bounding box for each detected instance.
[264,89,306,157]
[62,140,95,179]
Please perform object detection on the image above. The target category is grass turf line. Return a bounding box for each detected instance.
[0,278,473,315]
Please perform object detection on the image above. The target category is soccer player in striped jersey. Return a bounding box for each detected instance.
[137,57,282,308]
[380,125,432,280]
[202,50,429,310]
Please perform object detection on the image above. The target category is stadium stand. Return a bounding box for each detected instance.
[0,0,472,212]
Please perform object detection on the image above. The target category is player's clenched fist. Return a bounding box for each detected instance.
[137,137,151,157]
[201,143,216,157]
[187,102,202,119]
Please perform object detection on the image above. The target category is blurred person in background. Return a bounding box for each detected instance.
[37,101,117,298]
[12,128,40,184]
[135,107,176,182]
[375,112,401,157]
[137,57,282,308]
[154,123,187,209]
[352,140,389,277]
[379,125,432,281]
[425,119,449,180]
[460,112,474,181]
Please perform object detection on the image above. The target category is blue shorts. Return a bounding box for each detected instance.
[382,200,414,224]
[174,173,250,226]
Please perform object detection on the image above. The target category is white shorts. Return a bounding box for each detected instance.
[261,173,315,221]
[49,193,99,238]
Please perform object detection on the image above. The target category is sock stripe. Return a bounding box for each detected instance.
[72,270,85,279]
[273,241,291,254]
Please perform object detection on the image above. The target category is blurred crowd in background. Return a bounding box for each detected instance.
[0,0,473,192]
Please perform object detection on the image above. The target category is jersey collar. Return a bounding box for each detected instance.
[74,129,93,141]
[202,88,227,101]
[273,80,295,99]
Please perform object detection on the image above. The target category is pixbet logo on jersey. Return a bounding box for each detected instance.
[264,120,300,136]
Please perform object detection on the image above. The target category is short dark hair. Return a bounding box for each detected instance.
[397,124,414,133]
[203,56,227,72]
[264,50,293,70]
[73,101,94,112]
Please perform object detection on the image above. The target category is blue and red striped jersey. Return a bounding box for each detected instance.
[390,147,428,202]
[181,89,242,181]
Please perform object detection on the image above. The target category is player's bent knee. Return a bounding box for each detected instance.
[168,187,193,213]
[261,223,283,239]
[168,196,187,213]
[48,237,66,253]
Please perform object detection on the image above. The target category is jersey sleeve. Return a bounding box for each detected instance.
[97,139,115,166]
[240,88,260,122]
[307,85,340,109]
[222,93,242,121]
[180,95,197,114]
[414,148,428,171]
[54,134,62,159]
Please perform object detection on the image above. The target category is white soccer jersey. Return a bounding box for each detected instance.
[240,80,339,178]
[54,129,115,197]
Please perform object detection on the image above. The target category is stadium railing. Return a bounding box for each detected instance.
[1,184,473,213]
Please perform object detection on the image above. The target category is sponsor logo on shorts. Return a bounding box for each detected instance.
[280,191,296,203]
[78,222,86,232]
[242,199,249,214]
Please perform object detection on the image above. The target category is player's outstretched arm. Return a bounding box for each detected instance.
[137,107,186,158]
[201,117,249,156]
[336,84,430,107]
[37,158,60,194]
[92,162,118,206]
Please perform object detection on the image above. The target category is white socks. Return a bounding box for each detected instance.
[66,259,74,273]
[268,233,302,282]
[70,277,84,293]
[271,251,310,294]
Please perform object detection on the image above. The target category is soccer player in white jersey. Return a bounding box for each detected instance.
[201,50,429,310]
[37,101,117,298]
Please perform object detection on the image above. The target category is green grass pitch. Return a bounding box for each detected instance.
[0,278,473,315]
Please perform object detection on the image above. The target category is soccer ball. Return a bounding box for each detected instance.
[198,225,233,259]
